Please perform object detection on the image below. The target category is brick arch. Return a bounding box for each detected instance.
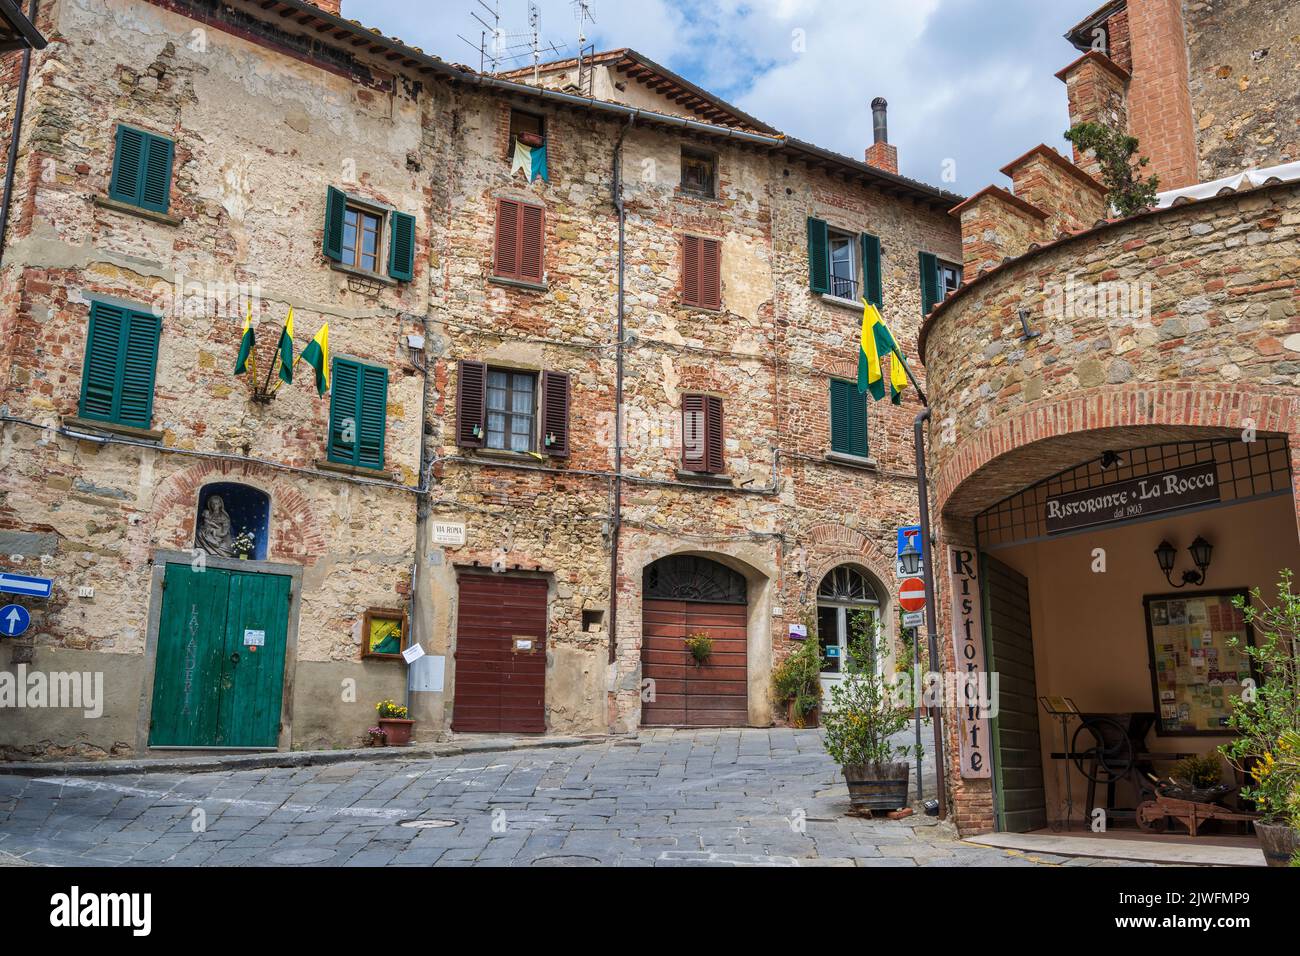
[802,523,896,595]
[933,383,1299,515]
[151,460,328,563]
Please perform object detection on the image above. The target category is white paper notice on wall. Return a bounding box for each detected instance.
[788,624,808,641]
[243,630,266,648]
[432,522,466,546]
[402,643,426,665]
[408,655,446,693]
[948,547,993,780]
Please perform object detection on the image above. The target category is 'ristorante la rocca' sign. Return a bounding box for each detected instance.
[1045,462,1221,535]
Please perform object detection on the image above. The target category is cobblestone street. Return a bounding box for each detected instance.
[0,729,1151,867]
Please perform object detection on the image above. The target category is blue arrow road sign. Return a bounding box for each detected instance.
[1,604,30,638]
[0,573,53,599]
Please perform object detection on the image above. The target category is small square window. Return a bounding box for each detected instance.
[939,260,963,297]
[486,368,538,452]
[510,109,546,149]
[681,148,717,198]
[342,206,383,272]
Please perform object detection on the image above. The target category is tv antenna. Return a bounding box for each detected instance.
[459,0,570,77]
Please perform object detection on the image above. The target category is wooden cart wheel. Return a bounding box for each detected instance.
[1136,801,1168,833]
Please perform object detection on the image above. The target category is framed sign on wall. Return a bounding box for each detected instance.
[362,608,410,662]
[1143,590,1256,736]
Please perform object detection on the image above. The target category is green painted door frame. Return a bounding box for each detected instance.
[139,551,303,752]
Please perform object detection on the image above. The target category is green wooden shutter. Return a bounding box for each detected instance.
[356,365,388,470]
[79,301,160,429]
[109,126,173,212]
[862,233,883,309]
[328,358,387,469]
[323,186,347,262]
[139,134,174,214]
[327,359,360,464]
[387,210,416,281]
[830,379,869,459]
[920,251,941,316]
[807,217,830,294]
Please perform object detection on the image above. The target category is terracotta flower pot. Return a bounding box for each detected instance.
[1255,821,1299,868]
[787,700,820,729]
[378,718,415,747]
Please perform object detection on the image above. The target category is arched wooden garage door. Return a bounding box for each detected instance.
[641,556,748,728]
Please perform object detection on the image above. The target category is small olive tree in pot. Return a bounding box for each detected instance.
[822,626,921,813]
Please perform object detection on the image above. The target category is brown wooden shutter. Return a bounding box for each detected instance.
[700,238,721,309]
[682,393,706,471]
[681,235,701,306]
[541,370,571,458]
[456,360,487,447]
[704,395,724,474]
[494,199,519,278]
[519,203,544,283]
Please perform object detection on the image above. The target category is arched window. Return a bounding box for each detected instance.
[643,555,747,605]
[818,566,879,605]
[816,565,883,687]
[195,483,270,561]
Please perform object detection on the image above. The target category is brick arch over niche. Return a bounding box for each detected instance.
[152,460,328,563]
[933,383,1299,519]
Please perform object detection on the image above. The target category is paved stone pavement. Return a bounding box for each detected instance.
[0,729,1148,867]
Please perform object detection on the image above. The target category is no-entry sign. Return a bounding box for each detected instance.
[899,578,927,613]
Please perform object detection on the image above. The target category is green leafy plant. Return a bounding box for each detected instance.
[684,632,713,666]
[822,630,920,769]
[1172,752,1224,790]
[1064,121,1160,217]
[772,634,823,725]
[376,699,409,720]
[1219,571,1300,822]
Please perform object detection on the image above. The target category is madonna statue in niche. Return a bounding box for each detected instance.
[195,495,235,558]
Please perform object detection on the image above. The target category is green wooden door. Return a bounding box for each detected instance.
[149,565,291,749]
[218,571,291,748]
[982,555,1048,833]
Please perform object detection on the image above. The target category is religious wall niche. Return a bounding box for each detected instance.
[195,483,270,561]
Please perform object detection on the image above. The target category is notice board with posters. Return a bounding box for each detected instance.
[1143,590,1255,737]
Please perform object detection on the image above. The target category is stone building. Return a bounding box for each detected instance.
[923,0,1300,836]
[0,0,961,758]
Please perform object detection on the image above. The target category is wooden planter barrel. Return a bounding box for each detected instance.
[787,701,820,729]
[1256,821,1299,868]
[843,762,911,812]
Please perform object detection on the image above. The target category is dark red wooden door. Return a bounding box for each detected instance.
[642,599,748,727]
[452,575,548,733]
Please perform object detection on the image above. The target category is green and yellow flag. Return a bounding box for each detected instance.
[297,323,331,397]
[858,302,911,406]
[234,305,257,378]
[276,309,295,386]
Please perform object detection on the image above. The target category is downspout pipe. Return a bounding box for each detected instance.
[608,114,633,680]
[914,407,949,820]
[0,0,40,266]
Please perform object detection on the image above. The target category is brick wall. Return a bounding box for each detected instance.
[1058,52,1131,179]
[1002,145,1108,237]
[1125,0,1199,190]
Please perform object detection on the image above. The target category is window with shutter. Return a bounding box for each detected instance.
[78,301,161,430]
[456,360,488,448]
[682,394,724,474]
[807,217,830,294]
[681,235,721,309]
[919,251,941,316]
[328,358,388,470]
[541,371,571,458]
[388,211,416,282]
[323,186,347,262]
[493,198,545,284]
[829,379,869,459]
[861,233,883,309]
[109,125,174,214]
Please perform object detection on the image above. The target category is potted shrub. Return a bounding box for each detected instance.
[772,634,822,729]
[1219,571,1300,867]
[684,632,713,667]
[822,633,920,813]
[376,699,415,747]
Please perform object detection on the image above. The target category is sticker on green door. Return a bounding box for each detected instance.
[149,565,291,749]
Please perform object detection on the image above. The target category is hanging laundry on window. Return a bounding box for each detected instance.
[511,138,549,183]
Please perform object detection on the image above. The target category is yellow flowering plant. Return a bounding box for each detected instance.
[376,699,409,720]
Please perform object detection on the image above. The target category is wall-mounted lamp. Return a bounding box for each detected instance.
[1154,537,1214,589]
[1100,451,1125,471]
[900,540,922,577]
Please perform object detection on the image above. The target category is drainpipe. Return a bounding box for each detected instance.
[408,311,432,725]
[608,114,633,682]
[914,407,949,820]
[0,0,39,266]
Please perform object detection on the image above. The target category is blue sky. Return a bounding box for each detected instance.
[343,0,1104,194]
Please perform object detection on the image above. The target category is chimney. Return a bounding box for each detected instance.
[865,97,899,175]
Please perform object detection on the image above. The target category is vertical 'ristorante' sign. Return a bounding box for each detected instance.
[949,547,992,780]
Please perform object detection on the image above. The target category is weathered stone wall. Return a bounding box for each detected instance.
[0,0,436,756]
[917,181,1300,832]
[1183,0,1300,180]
